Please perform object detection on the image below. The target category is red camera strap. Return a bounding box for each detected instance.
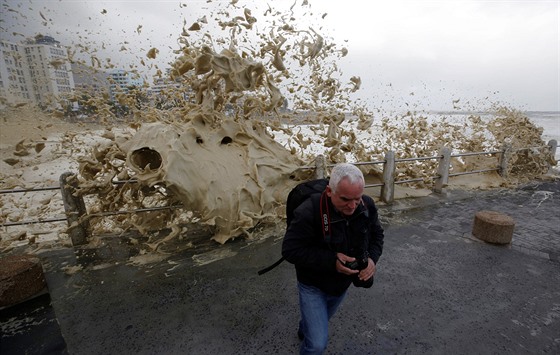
[319,190,331,241]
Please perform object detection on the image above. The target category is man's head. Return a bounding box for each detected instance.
[326,163,365,216]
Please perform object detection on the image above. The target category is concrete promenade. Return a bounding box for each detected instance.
[1,178,559,354]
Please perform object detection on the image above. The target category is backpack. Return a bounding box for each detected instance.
[257,178,329,275]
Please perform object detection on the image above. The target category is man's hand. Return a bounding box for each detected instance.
[358,258,376,281]
[335,253,359,275]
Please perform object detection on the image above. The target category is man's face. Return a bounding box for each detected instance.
[326,177,364,216]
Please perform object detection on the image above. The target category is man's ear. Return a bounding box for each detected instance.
[326,185,333,197]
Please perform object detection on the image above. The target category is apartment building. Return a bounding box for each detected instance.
[1,35,163,112]
[108,69,145,101]
[0,35,74,107]
[0,40,32,104]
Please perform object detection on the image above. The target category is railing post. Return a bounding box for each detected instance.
[547,139,558,174]
[59,172,90,246]
[381,151,395,204]
[434,147,451,194]
[314,155,326,179]
[498,143,512,178]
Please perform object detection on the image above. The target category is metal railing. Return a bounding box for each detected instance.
[0,184,67,227]
[1,140,557,246]
[308,140,557,204]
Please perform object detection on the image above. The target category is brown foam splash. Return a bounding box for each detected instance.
[0,1,552,253]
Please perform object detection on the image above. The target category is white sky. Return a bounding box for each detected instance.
[1,0,558,112]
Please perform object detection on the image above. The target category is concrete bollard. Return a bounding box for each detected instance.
[472,210,515,244]
[547,139,558,174]
[499,143,512,178]
[60,172,90,246]
[0,254,47,307]
[314,155,326,179]
[434,146,451,194]
[381,151,396,204]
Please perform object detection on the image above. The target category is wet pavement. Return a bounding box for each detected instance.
[1,178,559,354]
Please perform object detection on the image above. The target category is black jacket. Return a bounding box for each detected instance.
[282,191,384,296]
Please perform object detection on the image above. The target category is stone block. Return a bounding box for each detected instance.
[472,210,515,244]
[0,254,46,307]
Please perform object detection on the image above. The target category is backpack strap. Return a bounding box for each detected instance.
[257,180,331,275]
[257,256,285,275]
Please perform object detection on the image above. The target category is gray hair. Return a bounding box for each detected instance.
[329,163,364,193]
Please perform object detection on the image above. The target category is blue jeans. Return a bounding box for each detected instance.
[298,282,347,355]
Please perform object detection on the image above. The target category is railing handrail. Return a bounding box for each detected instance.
[1,140,557,235]
[2,142,553,195]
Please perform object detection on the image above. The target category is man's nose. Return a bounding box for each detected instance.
[348,200,358,209]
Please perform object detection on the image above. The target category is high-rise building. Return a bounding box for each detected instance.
[0,35,74,107]
[1,35,154,111]
[0,40,32,104]
[108,69,145,102]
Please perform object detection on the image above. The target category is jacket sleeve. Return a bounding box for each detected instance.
[365,197,384,264]
[282,198,338,271]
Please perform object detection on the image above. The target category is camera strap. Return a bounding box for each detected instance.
[319,190,331,242]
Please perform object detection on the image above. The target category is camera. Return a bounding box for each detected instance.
[344,254,369,271]
[345,252,374,288]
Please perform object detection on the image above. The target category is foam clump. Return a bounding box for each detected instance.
[73,0,362,244]
[120,108,305,243]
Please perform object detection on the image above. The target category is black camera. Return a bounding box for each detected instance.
[345,253,374,288]
[344,255,369,271]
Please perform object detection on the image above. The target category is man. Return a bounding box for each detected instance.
[282,163,385,354]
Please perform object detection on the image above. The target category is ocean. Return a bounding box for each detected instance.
[526,111,560,158]
[427,111,560,161]
[274,110,560,164]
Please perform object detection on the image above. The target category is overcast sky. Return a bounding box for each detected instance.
[1,0,558,112]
